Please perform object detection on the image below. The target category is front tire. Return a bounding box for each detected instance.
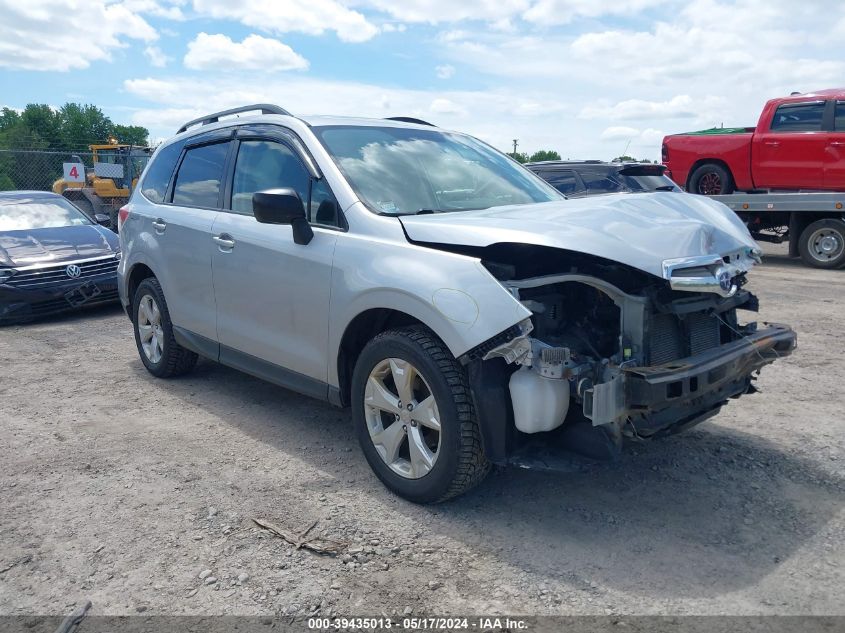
[351,327,490,503]
[688,163,735,195]
[132,278,198,378]
[798,219,845,269]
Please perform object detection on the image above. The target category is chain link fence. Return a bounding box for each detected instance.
[0,148,150,229]
[0,149,96,192]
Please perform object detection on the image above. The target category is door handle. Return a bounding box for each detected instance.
[152,219,166,232]
[830,141,845,147]
[764,141,780,147]
[212,234,235,251]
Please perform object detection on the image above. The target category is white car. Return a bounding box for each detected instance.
[117,105,796,502]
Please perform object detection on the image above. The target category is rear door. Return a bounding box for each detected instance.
[210,126,340,392]
[824,100,845,189]
[142,131,231,343]
[752,100,827,189]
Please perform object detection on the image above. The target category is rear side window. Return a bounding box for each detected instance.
[770,102,825,132]
[543,170,579,195]
[172,142,230,208]
[579,170,624,194]
[835,101,845,131]
[140,142,183,203]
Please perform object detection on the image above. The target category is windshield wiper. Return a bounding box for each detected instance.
[653,185,676,192]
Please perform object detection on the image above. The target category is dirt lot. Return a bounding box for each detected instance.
[1,244,843,619]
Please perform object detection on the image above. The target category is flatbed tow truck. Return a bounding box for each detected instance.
[708,192,845,269]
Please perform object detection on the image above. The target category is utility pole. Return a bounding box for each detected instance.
[512,139,518,154]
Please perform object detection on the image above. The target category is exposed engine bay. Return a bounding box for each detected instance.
[470,251,796,461]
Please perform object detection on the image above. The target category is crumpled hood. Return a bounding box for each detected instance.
[0,224,118,267]
[399,192,759,279]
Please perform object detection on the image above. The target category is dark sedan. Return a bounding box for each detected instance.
[0,191,121,324]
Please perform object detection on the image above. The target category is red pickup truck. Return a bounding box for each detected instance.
[662,89,845,194]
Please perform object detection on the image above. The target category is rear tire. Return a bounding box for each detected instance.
[351,326,490,503]
[798,219,845,269]
[688,163,735,195]
[132,278,198,378]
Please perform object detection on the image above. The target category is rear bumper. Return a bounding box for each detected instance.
[622,323,796,436]
[0,272,119,324]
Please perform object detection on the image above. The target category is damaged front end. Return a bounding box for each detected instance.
[462,250,797,465]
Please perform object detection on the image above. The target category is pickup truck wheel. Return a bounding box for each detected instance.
[798,219,845,269]
[689,163,735,195]
[351,326,490,503]
[132,278,198,378]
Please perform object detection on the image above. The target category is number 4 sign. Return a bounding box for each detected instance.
[62,162,86,183]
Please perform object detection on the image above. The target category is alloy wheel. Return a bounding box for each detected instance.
[363,357,441,479]
[137,294,164,364]
[698,172,722,195]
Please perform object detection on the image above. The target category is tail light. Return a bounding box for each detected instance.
[661,143,669,163]
[117,205,130,233]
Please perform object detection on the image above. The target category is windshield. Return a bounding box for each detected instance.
[620,174,679,192]
[617,165,680,192]
[314,125,562,215]
[0,197,93,231]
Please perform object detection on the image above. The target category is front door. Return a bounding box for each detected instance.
[752,100,827,190]
[211,136,340,388]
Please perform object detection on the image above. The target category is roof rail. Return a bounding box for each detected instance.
[177,104,292,134]
[385,116,436,127]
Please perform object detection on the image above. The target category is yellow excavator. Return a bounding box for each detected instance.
[53,138,152,230]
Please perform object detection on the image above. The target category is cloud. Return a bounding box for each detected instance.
[639,128,664,145]
[0,1,157,71]
[122,74,574,157]
[599,126,639,141]
[184,33,308,71]
[122,0,186,20]
[144,46,169,68]
[435,64,455,79]
[429,98,465,115]
[191,0,378,42]
[580,96,704,121]
[357,0,530,24]
[522,0,667,25]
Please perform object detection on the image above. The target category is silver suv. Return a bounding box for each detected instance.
[118,104,796,503]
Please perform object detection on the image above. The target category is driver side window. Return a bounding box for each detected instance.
[230,139,343,229]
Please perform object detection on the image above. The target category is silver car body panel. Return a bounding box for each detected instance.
[398,191,760,283]
[119,112,768,396]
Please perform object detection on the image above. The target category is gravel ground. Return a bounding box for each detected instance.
[0,244,843,619]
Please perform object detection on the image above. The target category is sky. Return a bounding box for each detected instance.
[0,0,843,161]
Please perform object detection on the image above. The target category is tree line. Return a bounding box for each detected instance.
[0,103,149,191]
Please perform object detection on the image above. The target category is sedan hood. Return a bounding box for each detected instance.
[0,224,118,267]
[399,192,759,279]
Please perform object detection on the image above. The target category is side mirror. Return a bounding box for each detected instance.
[94,213,111,225]
[253,188,313,245]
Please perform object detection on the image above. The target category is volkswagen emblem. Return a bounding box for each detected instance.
[65,264,82,279]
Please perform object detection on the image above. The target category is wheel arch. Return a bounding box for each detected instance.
[126,261,157,307]
[335,307,438,407]
[686,158,734,191]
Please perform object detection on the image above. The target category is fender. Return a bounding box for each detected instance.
[327,234,531,389]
